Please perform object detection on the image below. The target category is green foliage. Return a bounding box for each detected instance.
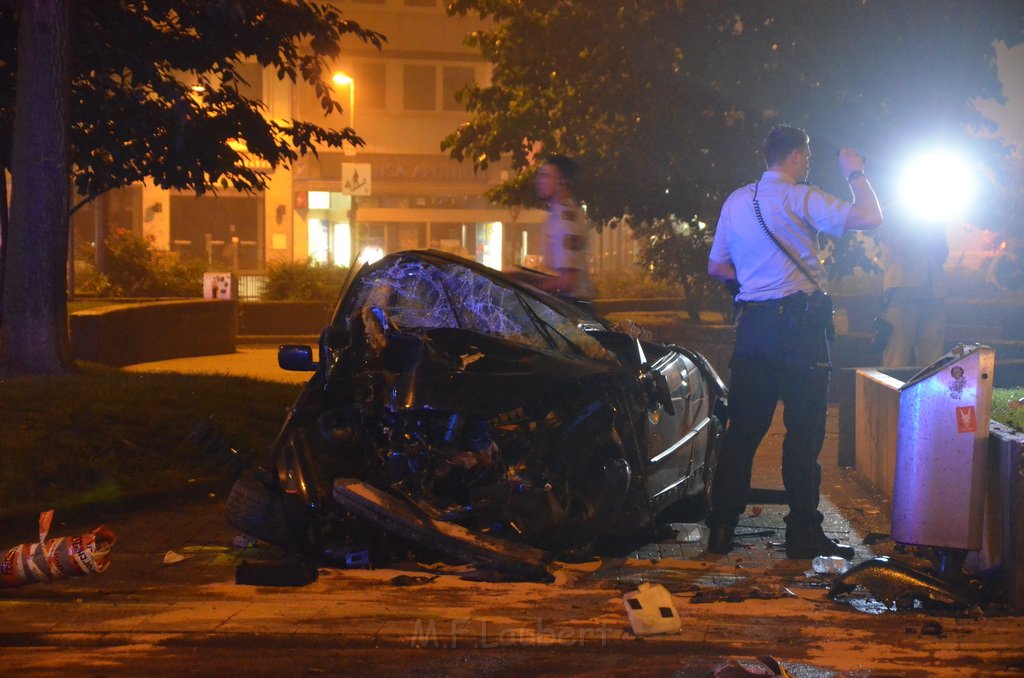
[0,1,385,202]
[592,268,683,299]
[261,259,348,301]
[76,228,206,297]
[0,1,387,377]
[992,388,1024,432]
[638,217,733,321]
[0,365,299,515]
[445,1,1024,289]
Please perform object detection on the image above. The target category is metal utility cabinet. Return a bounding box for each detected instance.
[891,344,995,550]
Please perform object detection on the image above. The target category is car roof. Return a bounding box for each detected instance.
[335,249,608,328]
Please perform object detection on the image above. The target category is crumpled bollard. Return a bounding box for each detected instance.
[1,510,116,588]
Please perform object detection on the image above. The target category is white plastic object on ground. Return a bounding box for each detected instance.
[622,582,682,636]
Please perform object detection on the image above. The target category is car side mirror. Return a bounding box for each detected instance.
[278,344,318,371]
[640,367,676,416]
[635,338,675,415]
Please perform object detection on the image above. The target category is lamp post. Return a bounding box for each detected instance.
[332,72,359,265]
[331,71,355,133]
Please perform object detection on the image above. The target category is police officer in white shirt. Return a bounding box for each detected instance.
[706,124,882,559]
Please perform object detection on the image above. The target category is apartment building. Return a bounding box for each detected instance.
[70,0,636,285]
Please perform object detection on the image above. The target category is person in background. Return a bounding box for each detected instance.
[706,124,883,560]
[988,236,1023,295]
[878,207,948,368]
[534,155,592,299]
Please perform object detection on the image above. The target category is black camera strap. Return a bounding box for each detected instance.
[751,180,825,295]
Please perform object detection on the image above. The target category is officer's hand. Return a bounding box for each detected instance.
[838,147,866,176]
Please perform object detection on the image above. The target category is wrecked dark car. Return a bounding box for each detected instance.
[227,250,727,580]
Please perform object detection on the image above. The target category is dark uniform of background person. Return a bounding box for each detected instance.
[877,204,948,368]
[706,125,883,559]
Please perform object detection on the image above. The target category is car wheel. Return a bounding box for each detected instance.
[225,474,295,548]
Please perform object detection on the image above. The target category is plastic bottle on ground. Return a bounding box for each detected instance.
[812,555,851,574]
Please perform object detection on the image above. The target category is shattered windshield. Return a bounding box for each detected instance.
[345,256,612,361]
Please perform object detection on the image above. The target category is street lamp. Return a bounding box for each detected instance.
[331,71,355,130]
[331,71,359,266]
[898,148,976,223]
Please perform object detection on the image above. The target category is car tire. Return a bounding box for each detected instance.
[225,474,295,548]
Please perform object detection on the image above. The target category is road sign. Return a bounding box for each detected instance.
[341,163,372,196]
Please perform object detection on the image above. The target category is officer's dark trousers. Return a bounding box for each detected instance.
[708,294,831,530]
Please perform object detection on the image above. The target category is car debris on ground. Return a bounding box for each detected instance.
[1,510,116,587]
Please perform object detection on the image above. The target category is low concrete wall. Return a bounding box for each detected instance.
[985,423,1024,608]
[70,300,236,367]
[853,367,1024,606]
[593,297,689,315]
[853,368,904,496]
[237,301,333,337]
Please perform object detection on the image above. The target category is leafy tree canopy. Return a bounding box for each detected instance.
[445,0,1023,240]
[0,0,385,207]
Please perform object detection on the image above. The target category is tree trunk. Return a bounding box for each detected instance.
[0,167,8,327]
[680,278,701,323]
[93,189,111,274]
[0,0,76,376]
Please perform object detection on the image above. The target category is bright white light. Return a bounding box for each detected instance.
[359,246,384,265]
[480,221,503,270]
[308,191,331,210]
[899,150,975,222]
[333,222,351,268]
[307,218,328,264]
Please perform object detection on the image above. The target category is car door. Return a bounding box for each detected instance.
[640,345,714,513]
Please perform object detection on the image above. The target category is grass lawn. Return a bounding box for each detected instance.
[0,364,300,517]
[992,387,1024,432]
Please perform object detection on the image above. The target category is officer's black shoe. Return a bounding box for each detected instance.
[785,525,856,560]
[706,523,735,554]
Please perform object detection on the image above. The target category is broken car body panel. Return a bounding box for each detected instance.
[828,556,979,610]
[241,250,726,576]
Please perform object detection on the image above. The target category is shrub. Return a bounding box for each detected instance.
[636,217,733,321]
[76,229,204,297]
[261,259,348,301]
[592,268,684,299]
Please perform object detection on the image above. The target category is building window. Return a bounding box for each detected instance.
[351,62,386,110]
[404,0,436,6]
[443,66,475,112]
[403,64,436,111]
[297,80,338,123]
[234,62,264,103]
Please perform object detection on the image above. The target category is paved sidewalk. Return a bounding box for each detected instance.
[124,344,311,384]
